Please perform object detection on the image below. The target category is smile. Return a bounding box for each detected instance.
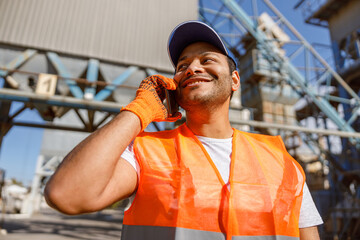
[184,80,209,87]
[181,78,211,88]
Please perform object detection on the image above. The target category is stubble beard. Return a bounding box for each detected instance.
[176,74,233,111]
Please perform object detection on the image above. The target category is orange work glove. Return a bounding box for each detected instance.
[121,75,182,131]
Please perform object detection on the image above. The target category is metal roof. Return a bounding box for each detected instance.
[0,0,198,71]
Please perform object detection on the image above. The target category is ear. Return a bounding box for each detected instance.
[231,70,240,91]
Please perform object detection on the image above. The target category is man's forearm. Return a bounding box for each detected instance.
[300,226,320,240]
[44,111,141,214]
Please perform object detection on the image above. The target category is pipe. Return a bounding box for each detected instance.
[230,118,360,138]
[0,88,124,113]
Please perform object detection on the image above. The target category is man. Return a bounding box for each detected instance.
[45,21,322,239]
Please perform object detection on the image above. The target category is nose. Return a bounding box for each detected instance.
[185,60,203,77]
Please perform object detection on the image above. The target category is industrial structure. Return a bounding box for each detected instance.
[0,0,200,224]
[297,0,360,238]
[198,0,360,238]
[0,0,359,239]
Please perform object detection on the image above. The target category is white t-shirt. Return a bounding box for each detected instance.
[121,135,323,228]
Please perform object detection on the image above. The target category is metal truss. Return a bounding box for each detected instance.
[0,49,169,135]
[199,0,360,148]
[198,1,360,238]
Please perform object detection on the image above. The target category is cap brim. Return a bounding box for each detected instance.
[168,21,230,68]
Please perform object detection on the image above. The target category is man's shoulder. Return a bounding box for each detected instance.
[137,126,180,140]
[234,128,286,151]
[234,128,280,141]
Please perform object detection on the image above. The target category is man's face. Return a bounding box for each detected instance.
[173,42,236,110]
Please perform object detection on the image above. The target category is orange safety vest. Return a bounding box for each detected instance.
[122,124,305,240]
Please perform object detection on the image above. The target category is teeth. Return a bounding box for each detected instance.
[185,80,206,87]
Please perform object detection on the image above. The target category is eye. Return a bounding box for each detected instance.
[202,57,214,64]
[176,63,187,72]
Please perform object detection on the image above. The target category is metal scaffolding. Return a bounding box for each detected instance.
[199,0,360,238]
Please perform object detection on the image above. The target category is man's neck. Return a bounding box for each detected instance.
[185,104,233,139]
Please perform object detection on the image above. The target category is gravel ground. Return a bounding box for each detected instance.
[0,207,124,240]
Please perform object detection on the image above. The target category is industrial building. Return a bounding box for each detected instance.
[0,0,359,239]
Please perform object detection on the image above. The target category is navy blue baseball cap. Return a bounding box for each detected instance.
[167,20,236,68]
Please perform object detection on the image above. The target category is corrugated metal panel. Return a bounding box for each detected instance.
[0,0,198,71]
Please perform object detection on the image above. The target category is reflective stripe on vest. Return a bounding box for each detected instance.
[122,124,304,240]
[122,225,300,240]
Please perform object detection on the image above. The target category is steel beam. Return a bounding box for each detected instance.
[94,66,138,101]
[219,0,360,146]
[84,59,99,100]
[12,121,92,132]
[1,87,359,138]
[230,118,360,139]
[0,49,37,76]
[0,88,123,113]
[263,0,360,102]
[46,52,84,99]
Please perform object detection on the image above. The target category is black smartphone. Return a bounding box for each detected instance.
[164,89,179,117]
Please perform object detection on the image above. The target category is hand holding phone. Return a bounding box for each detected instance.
[121,75,181,131]
[165,89,179,118]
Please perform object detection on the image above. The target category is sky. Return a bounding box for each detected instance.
[0,0,333,186]
[0,101,44,186]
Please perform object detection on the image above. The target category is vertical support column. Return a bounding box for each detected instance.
[23,155,45,215]
[354,30,360,58]
[84,59,99,100]
[84,59,100,130]
[331,39,359,169]
[0,80,12,158]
